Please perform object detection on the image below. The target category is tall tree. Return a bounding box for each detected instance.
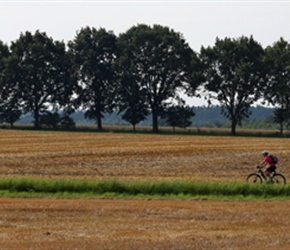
[263,38,290,135]
[117,24,197,133]
[6,30,75,129]
[0,41,21,127]
[0,40,9,89]
[199,36,265,135]
[68,27,118,130]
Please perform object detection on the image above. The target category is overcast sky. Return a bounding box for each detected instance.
[1,1,289,106]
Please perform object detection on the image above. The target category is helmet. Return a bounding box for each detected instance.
[262,150,269,155]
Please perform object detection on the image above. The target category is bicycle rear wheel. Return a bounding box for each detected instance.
[271,173,286,185]
[246,174,262,184]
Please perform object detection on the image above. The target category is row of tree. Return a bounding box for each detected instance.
[16,106,279,132]
[0,24,290,134]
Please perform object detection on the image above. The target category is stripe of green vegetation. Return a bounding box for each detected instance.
[0,178,289,199]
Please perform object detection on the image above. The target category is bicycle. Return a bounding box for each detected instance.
[246,166,287,185]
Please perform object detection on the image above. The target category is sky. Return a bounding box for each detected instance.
[1,0,290,106]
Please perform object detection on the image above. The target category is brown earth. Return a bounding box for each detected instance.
[1,129,290,182]
[0,129,290,249]
[1,198,290,249]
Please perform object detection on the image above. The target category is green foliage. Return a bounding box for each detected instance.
[0,107,21,127]
[122,106,148,131]
[0,41,20,127]
[1,27,290,134]
[117,24,198,133]
[200,36,265,135]
[39,111,75,129]
[68,27,118,131]
[5,31,75,129]
[162,105,195,132]
[40,111,62,129]
[0,178,289,200]
[272,107,289,135]
[60,115,76,129]
[117,80,149,131]
[263,38,290,135]
[15,106,278,132]
[264,38,290,106]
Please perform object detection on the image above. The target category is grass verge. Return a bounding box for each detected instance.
[0,178,289,200]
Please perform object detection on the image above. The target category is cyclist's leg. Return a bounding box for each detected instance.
[264,168,270,180]
[266,166,276,179]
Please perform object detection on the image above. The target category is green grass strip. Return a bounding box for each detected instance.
[0,178,289,200]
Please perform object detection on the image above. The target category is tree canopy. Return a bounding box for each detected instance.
[68,27,118,130]
[0,25,289,133]
[5,30,75,129]
[117,24,198,133]
[263,38,290,135]
[162,105,195,132]
[200,36,265,135]
[0,41,19,127]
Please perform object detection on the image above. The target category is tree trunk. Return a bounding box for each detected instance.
[34,110,40,129]
[97,113,102,131]
[279,121,284,136]
[96,100,103,131]
[152,109,159,133]
[231,119,237,135]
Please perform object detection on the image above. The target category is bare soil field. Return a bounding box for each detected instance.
[1,129,290,182]
[1,198,290,249]
[1,129,290,249]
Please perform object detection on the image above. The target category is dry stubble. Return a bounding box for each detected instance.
[0,130,290,249]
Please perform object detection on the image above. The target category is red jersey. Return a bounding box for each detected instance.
[264,155,276,166]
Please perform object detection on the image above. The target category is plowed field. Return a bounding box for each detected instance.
[1,129,290,249]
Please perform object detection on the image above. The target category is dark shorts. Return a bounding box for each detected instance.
[266,166,276,173]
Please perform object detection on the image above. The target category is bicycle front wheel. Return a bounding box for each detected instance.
[246,174,262,184]
[271,173,287,185]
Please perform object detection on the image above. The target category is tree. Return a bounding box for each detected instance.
[0,105,22,128]
[263,38,290,135]
[40,111,61,129]
[162,105,195,132]
[68,27,118,130]
[117,24,196,133]
[0,40,9,85]
[60,115,76,129]
[120,83,149,131]
[6,30,75,129]
[0,41,21,127]
[199,36,265,135]
[272,107,289,135]
[39,111,75,129]
[115,65,149,131]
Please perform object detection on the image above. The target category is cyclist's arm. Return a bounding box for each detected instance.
[260,160,267,168]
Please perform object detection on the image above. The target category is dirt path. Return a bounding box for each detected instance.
[1,198,290,249]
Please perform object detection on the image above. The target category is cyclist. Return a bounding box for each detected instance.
[259,150,277,181]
